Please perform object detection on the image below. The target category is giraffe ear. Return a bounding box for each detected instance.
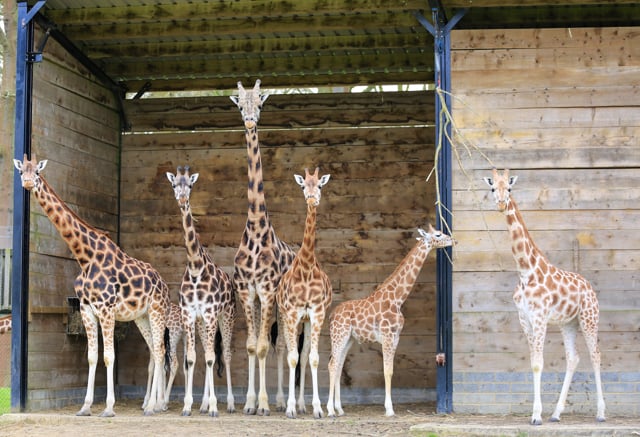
[508,175,518,186]
[190,173,199,184]
[229,95,239,105]
[166,172,175,184]
[483,177,493,187]
[319,174,331,187]
[417,228,429,240]
[294,174,305,187]
[13,159,23,172]
[36,160,48,173]
[260,93,269,104]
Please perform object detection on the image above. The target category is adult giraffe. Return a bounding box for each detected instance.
[14,155,169,417]
[230,80,295,415]
[484,168,605,425]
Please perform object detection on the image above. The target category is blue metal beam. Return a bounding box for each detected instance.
[415,4,466,414]
[12,0,46,412]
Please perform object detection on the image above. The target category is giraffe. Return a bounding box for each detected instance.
[13,155,169,417]
[483,168,606,425]
[166,166,236,417]
[230,79,296,416]
[276,167,332,419]
[326,224,455,418]
[0,315,10,334]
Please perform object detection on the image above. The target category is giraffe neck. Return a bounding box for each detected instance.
[296,204,318,270]
[376,240,431,305]
[180,203,209,273]
[504,198,547,279]
[245,124,269,224]
[33,177,101,266]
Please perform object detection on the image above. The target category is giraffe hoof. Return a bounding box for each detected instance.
[257,407,270,416]
[181,410,192,417]
[227,406,236,414]
[286,410,297,419]
[76,409,91,417]
[596,416,606,423]
[531,418,543,426]
[276,405,286,412]
[209,410,219,418]
[549,416,560,423]
[243,407,256,415]
[313,410,323,419]
[100,410,116,418]
[142,410,154,417]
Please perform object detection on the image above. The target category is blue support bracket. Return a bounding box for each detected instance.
[12,0,46,412]
[414,4,466,414]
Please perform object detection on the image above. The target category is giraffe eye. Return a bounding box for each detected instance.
[491,188,495,192]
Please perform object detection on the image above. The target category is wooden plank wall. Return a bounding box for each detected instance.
[27,27,121,407]
[450,27,640,412]
[118,90,437,396]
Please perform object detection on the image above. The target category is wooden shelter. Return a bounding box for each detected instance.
[5,0,639,417]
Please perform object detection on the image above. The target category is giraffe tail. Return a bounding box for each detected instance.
[164,327,171,373]
[215,329,224,378]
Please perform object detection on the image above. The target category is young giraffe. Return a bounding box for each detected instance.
[326,224,455,418]
[166,166,236,417]
[484,168,605,425]
[13,155,169,417]
[277,167,332,419]
[0,315,10,334]
[230,80,296,415]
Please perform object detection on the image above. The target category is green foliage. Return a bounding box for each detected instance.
[0,386,10,414]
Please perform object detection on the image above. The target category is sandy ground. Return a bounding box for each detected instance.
[0,399,638,436]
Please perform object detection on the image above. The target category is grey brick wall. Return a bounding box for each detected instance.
[453,371,639,417]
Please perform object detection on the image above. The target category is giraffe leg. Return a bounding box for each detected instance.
[241,291,259,415]
[326,325,352,418]
[219,310,236,413]
[142,354,154,410]
[195,318,210,415]
[77,305,99,417]
[275,311,287,412]
[381,334,399,417]
[284,315,301,419]
[136,314,165,416]
[203,316,219,417]
[181,314,197,416]
[99,315,117,418]
[309,318,325,419]
[163,332,179,408]
[551,320,580,422]
[256,295,275,416]
[523,315,547,426]
[579,303,606,422]
[296,322,311,415]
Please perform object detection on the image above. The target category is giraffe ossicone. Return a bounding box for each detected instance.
[326,224,455,418]
[484,168,605,425]
[14,154,170,417]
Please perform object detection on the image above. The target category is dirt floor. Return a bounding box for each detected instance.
[0,399,638,437]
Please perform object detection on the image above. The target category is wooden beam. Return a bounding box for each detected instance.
[44,0,429,24]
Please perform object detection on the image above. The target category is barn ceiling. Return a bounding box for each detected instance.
[29,0,640,94]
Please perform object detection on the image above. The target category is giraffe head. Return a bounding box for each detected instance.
[166,166,199,209]
[229,79,269,130]
[483,168,518,212]
[13,154,47,192]
[417,224,456,250]
[294,167,331,207]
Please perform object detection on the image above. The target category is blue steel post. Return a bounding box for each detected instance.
[11,1,46,411]
[414,5,465,414]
